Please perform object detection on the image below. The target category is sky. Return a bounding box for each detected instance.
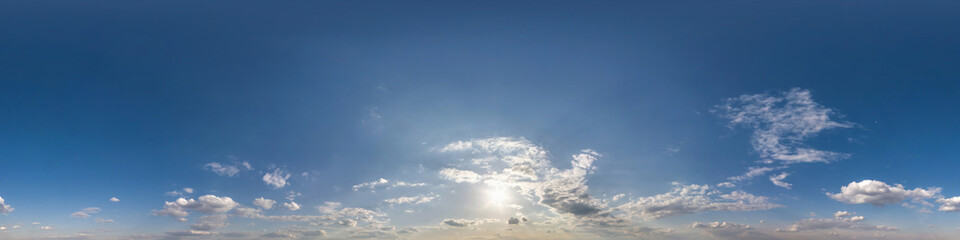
[1,1,960,239]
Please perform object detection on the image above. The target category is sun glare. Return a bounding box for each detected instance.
[486,187,512,207]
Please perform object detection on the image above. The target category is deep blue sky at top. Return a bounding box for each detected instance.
[1,0,959,229]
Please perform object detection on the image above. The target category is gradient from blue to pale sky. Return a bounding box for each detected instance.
[1,1,959,239]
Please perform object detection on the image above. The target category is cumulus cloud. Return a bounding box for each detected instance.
[263,231,296,238]
[691,221,751,230]
[109,197,119,202]
[617,183,781,220]
[438,138,616,226]
[204,162,241,177]
[392,181,427,188]
[236,201,387,232]
[0,196,13,214]
[263,169,292,189]
[190,214,228,231]
[936,197,960,212]
[166,230,213,237]
[282,201,300,211]
[71,207,102,219]
[253,197,277,210]
[827,180,940,206]
[384,194,437,205]
[726,166,784,183]
[352,178,389,192]
[39,226,53,230]
[153,195,239,219]
[769,172,792,189]
[438,168,482,183]
[441,218,497,227]
[782,211,896,232]
[715,88,852,164]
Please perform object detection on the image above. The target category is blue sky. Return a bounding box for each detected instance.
[1,1,959,239]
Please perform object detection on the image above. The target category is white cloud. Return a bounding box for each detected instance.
[440,139,609,218]
[263,169,291,189]
[384,194,437,205]
[691,221,751,230]
[39,226,53,230]
[71,212,91,218]
[393,181,427,188]
[617,183,781,220]
[715,88,852,164]
[204,162,241,177]
[827,180,940,206]
[241,161,253,170]
[190,214,228,231]
[782,211,895,232]
[109,197,119,202]
[153,195,239,218]
[70,207,102,219]
[236,201,387,230]
[95,218,115,223]
[769,172,792,189]
[352,178,389,191]
[262,231,296,238]
[727,166,783,182]
[0,196,13,214]
[183,188,194,194]
[282,201,301,211]
[166,230,213,237]
[438,168,481,183]
[612,194,626,202]
[441,218,497,227]
[936,197,960,212]
[253,197,276,210]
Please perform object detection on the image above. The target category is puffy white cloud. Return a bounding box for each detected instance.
[282,201,300,211]
[183,188,194,194]
[769,172,792,189]
[165,230,212,237]
[70,207,101,219]
[153,195,239,218]
[0,195,13,214]
[438,138,646,230]
[440,139,609,217]
[827,180,940,206]
[715,88,852,164]
[262,231,296,238]
[39,226,53,230]
[109,197,119,202]
[190,214,228,231]
[617,183,781,220]
[204,162,241,177]
[612,194,626,202]
[71,212,91,218]
[936,197,960,212]
[352,178,389,191]
[393,181,427,188]
[383,194,437,205]
[438,168,481,183]
[783,211,895,232]
[727,166,783,182]
[253,197,277,210]
[237,201,387,231]
[441,218,497,227]
[263,169,291,189]
[691,221,751,230]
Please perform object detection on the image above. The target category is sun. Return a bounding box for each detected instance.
[486,187,512,207]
